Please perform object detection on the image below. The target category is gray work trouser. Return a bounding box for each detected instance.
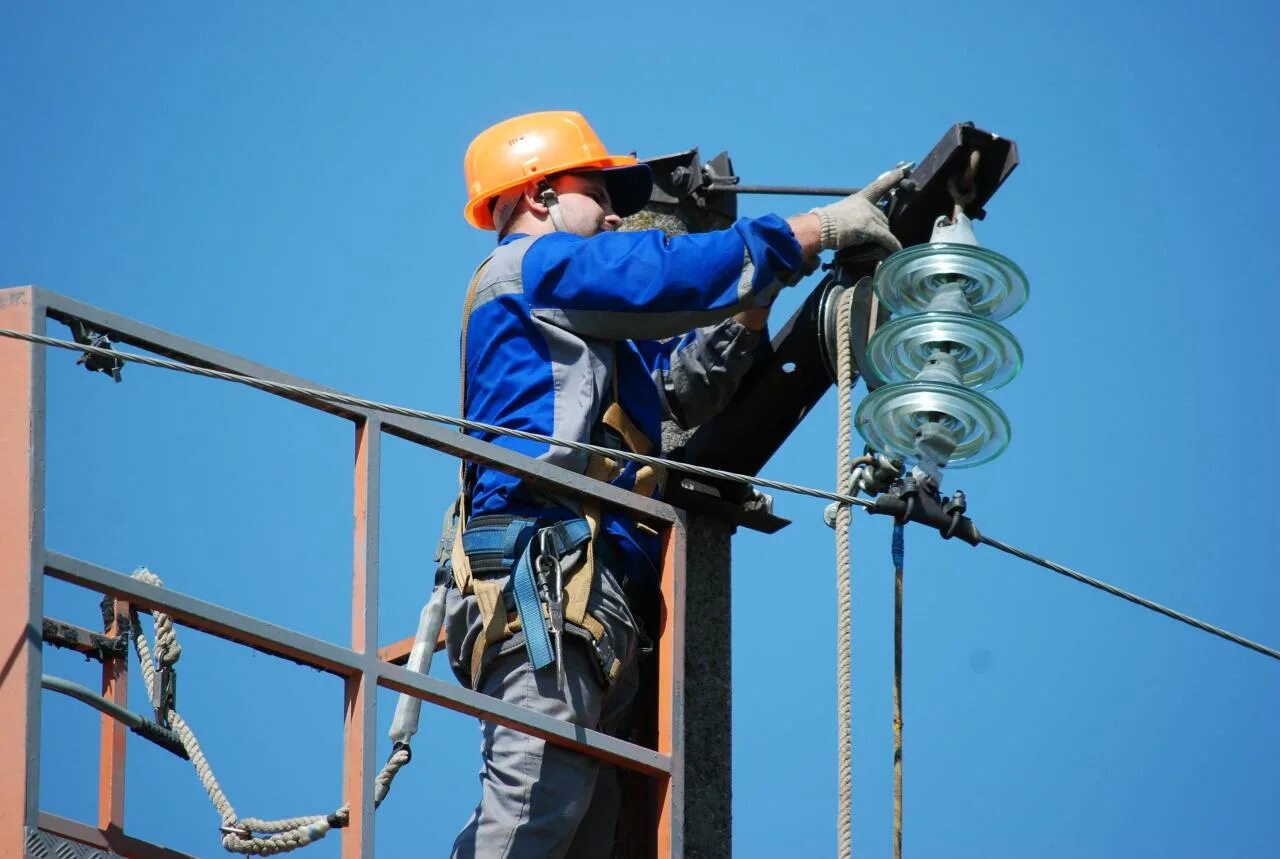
[445,551,641,859]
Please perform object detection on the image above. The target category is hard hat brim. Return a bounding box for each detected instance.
[464,158,654,230]
[599,163,654,219]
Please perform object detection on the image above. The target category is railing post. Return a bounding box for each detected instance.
[0,286,46,854]
[344,416,381,858]
[98,599,130,832]
[656,516,687,859]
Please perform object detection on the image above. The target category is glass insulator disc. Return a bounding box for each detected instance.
[873,243,1029,321]
[855,381,1012,469]
[865,312,1023,391]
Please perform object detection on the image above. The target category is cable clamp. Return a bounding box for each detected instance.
[868,477,981,545]
[824,449,904,530]
[68,319,124,382]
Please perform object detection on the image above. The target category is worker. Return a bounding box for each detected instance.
[442,110,905,858]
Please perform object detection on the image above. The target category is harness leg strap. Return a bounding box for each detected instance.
[512,539,555,671]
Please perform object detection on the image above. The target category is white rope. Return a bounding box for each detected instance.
[126,568,410,854]
[373,747,412,805]
[834,288,857,858]
[132,568,181,665]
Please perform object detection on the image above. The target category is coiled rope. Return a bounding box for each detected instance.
[128,568,411,854]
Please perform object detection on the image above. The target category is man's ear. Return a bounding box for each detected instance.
[524,181,548,216]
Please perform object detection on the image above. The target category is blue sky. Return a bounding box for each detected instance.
[4,1,1278,856]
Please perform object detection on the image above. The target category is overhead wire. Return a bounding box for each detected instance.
[0,327,872,510]
[2,326,1277,663]
[978,535,1280,660]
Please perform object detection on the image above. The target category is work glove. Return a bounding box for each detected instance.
[810,166,908,255]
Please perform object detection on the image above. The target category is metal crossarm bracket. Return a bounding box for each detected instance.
[41,618,128,663]
[668,122,1019,503]
[68,318,124,382]
[641,148,739,222]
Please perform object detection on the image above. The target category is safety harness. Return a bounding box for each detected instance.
[446,254,665,689]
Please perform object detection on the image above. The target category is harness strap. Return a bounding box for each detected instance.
[455,256,501,688]
[601,402,652,457]
[601,351,667,501]
[538,182,569,233]
[511,540,554,671]
[466,566,507,688]
[461,516,596,686]
[451,253,495,594]
[599,358,665,527]
[573,455,620,682]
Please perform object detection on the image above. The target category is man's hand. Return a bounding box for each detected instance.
[791,166,908,258]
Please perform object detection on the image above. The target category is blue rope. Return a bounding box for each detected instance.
[892,522,905,570]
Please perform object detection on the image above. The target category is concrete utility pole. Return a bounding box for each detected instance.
[623,201,738,859]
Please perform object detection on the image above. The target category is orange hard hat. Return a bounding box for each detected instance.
[463,110,653,230]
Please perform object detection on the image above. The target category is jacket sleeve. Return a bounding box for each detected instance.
[521,214,804,341]
[637,319,770,430]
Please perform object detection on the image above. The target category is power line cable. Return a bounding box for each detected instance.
[3,326,1276,663]
[0,327,869,509]
[977,535,1279,660]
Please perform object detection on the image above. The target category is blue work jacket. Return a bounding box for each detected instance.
[462,215,804,589]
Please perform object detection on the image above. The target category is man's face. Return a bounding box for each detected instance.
[549,172,621,237]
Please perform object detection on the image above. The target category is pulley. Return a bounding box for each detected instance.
[871,214,1029,321]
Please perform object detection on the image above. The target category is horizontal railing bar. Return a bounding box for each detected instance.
[378,413,680,525]
[378,663,671,778]
[45,551,364,678]
[41,289,365,422]
[36,288,678,525]
[378,633,439,665]
[44,552,671,776]
[38,812,198,859]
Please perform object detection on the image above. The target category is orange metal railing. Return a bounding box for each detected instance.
[1,285,686,859]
